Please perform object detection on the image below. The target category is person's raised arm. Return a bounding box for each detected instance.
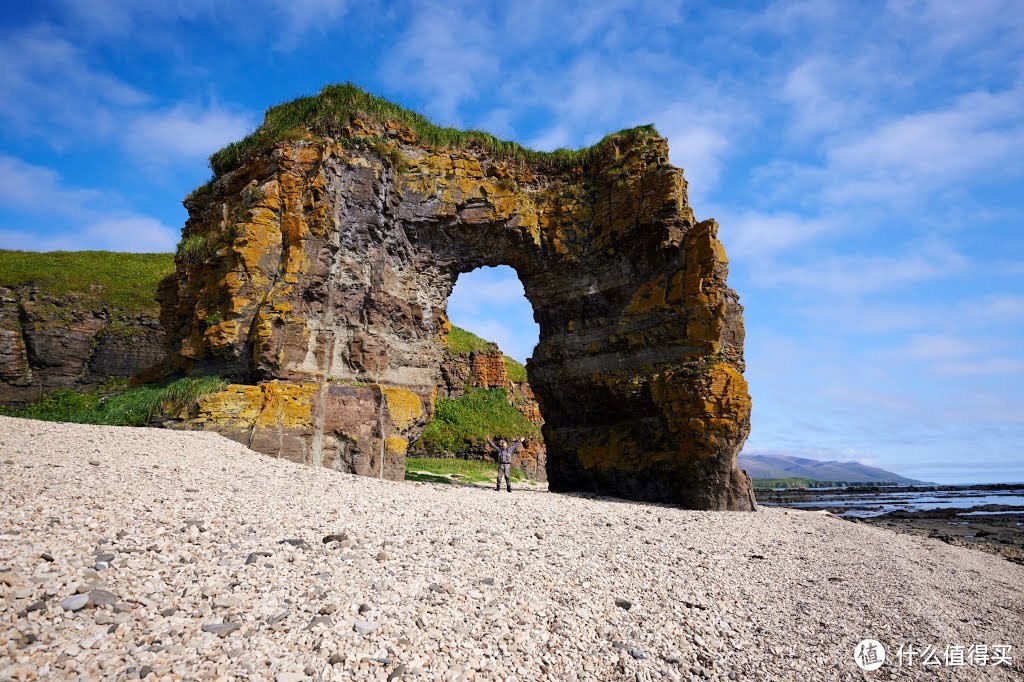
[511,438,524,454]
[486,437,498,451]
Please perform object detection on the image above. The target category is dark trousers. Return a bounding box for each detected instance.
[496,463,512,490]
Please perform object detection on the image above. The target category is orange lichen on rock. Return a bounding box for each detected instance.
[160,95,753,507]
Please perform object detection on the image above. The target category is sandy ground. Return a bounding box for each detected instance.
[1,416,1022,681]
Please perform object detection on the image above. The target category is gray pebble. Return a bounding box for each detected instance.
[201,622,241,637]
[60,593,89,611]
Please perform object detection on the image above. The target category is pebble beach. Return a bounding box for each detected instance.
[1,415,1022,681]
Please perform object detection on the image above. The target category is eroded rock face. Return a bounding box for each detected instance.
[0,287,166,404]
[159,118,755,509]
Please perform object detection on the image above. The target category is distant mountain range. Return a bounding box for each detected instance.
[739,453,926,485]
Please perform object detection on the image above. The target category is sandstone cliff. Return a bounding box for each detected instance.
[159,84,755,510]
[0,251,170,405]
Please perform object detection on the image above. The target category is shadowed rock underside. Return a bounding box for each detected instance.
[159,110,755,510]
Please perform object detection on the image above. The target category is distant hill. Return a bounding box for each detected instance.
[739,453,926,485]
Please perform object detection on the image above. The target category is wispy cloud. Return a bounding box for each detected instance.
[0,155,177,252]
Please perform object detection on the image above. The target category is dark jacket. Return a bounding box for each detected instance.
[486,438,522,464]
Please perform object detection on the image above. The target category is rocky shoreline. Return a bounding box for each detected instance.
[852,506,1024,566]
[2,416,1023,680]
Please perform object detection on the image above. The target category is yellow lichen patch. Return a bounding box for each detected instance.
[385,436,409,455]
[254,381,317,428]
[378,386,423,431]
[203,319,239,351]
[195,384,267,427]
[624,274,669,315]
[650,362,750,452]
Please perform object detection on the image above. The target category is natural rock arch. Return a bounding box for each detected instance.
[159,86,755,510]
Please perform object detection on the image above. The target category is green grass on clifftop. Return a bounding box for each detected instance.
[0,250,174,314]
[447,326,528,382]
[446,326,494,355]
[416,388,539,456]
[209,82,659,175]
[1,376,227,427]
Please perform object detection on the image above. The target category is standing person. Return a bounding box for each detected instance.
[486,437,523,492]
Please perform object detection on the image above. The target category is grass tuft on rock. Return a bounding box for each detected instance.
[0,250,174,315]
[416,388,538,456]
[209,82,659,175]
[1,376,228,427]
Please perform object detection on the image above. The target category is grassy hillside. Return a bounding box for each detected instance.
[208,82,658,175]
[0,250,174,315]
[446,326,495,355]
[417,388,539,456]
[447,325,528,382]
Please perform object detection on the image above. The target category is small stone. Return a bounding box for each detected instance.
[535,530,546,539]
[322,533,348,543]
[95,552,115,562]
[3,459,13,465]
[306,615,332,629]
[88,589,117,607]
[329,652,344,665]
[693,634,705,647]
[480,577,495,586]
[279,538,307,548]
[161,607,177,617]
[95,562,109,571]
[388,664,407,680]
[628,646,646,660]
[60,593,89,611]
[214,595,241,608]
[615,597,632,610]
[274,673,305,682]
[40,552,54,562]
[25,600,47,614]
[88,460,100,466]
[358,603,372,614]
[376,550,389,562]
[202,622,241,637]
[139,665,154,678]
[245,551,272,565]
[353,620,378,635]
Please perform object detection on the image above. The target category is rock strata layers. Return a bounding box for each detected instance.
[0,287,166,405]
[159,100,755,509]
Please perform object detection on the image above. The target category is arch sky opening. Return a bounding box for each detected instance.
[447,265,539,364]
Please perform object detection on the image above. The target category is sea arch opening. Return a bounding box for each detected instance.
[419,264,546,483]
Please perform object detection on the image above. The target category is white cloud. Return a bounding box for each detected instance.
[757,239,967,295]
[0,155,177,252]
[380,2,499,121]
[719,210,841,259]
[53,0,353,50]
[0,155,106,217]
[125,104,254,165]
[0,216,177,253]
[934,358,1024,376]
[822,85,1024,203]
[0,27,148,145]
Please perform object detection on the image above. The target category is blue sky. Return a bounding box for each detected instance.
[1,1,1021,482]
